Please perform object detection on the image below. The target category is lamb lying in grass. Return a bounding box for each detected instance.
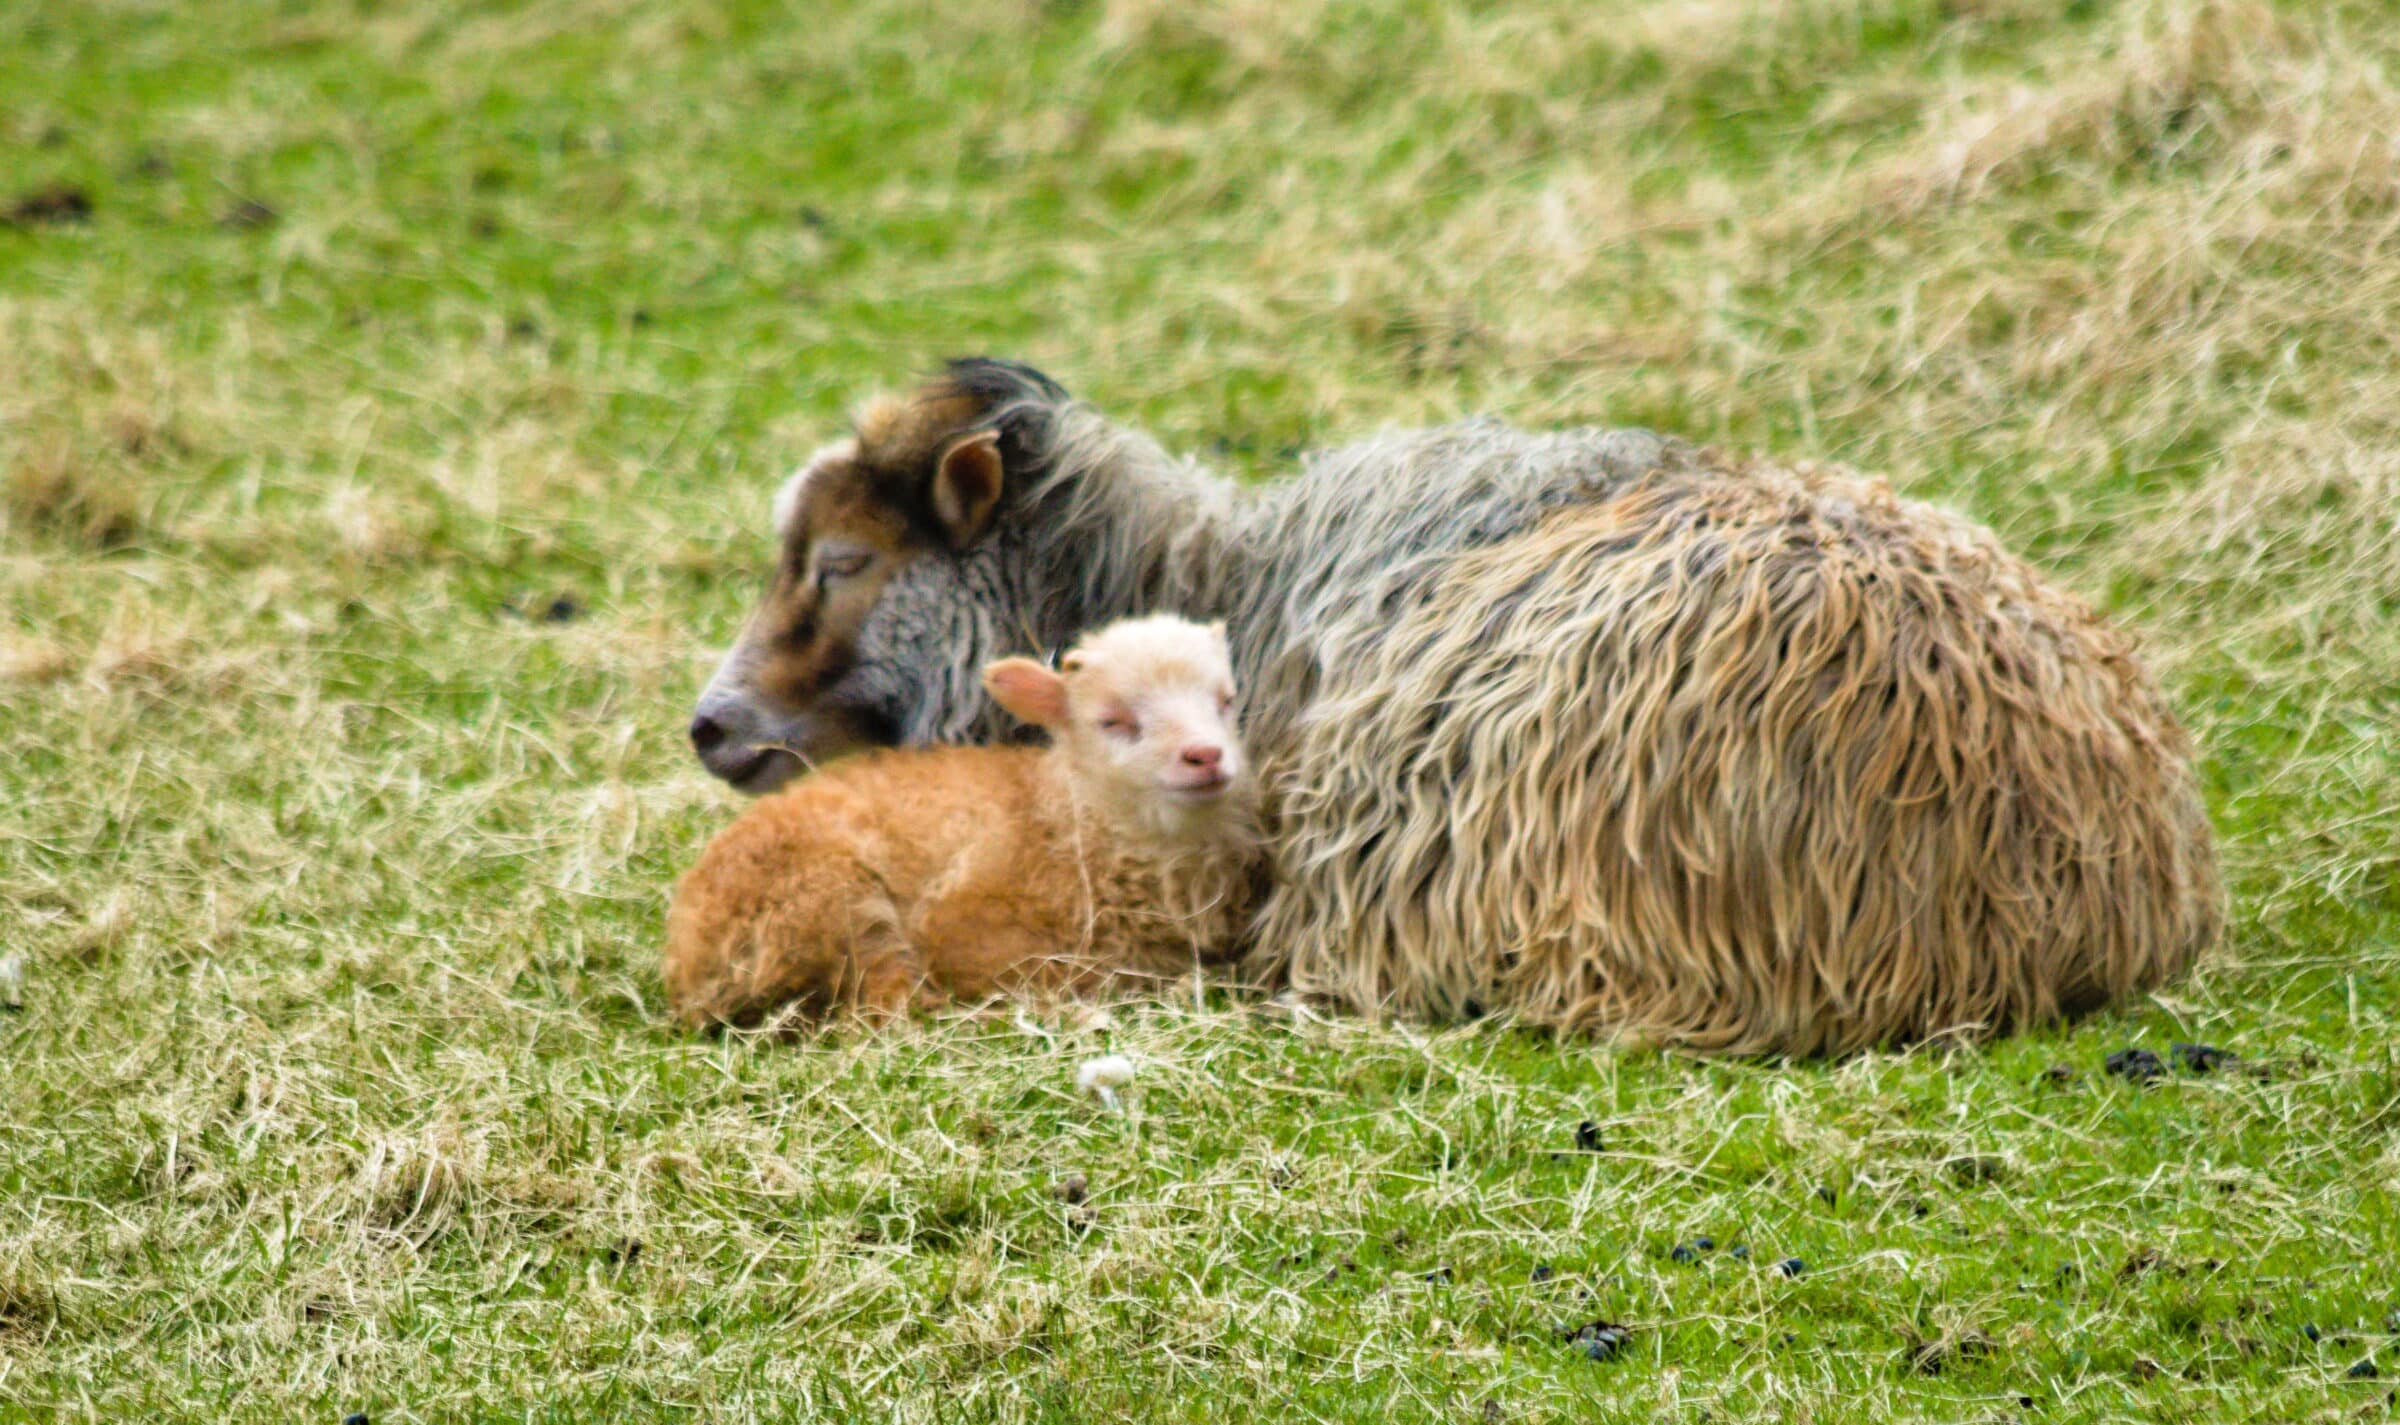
[665,616,1261,1027]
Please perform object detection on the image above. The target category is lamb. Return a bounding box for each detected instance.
[664,615,1260,1028]
[684,359,2222,1055]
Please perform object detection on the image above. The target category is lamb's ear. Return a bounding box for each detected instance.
[982,657,1068,729]
[929,430,1005,550]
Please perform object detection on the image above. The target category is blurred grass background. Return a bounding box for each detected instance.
[3,0,2398,1419]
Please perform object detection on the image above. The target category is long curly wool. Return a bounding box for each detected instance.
[1250,459,2219,1054]
[868,371,2221,1054]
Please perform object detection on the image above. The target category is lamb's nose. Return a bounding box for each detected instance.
[689,714,728,755]
[1180,743,1223,771]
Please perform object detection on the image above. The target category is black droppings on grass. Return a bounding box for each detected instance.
[1670,1243,1699,1264]
[607,1239,642,1266]
[1693,1236,1715,1251]
[2041,1062,2079,1085]
[501,593,584,624]
[1053,1173,1088,1205]
[1560,1320,1630,1362]
[2106,1047,2165,1083]
[1422,1266,1454,1284]
[1775,1257,1806,1278]
[343,1414,369,1425]
[1815,1185,1838,1206]
[2173,1042,2239,1073]
[1730,1245,1750,1260]
[2349,1360,2381,1379]
[3,184,92,226]
[2305,1323,2322,1342]
[1574,1119,1603,1153]
[1530,1264,1554,1283]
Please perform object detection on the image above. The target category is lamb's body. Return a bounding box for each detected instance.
[669,616,1258,1027]
[664,747,1251,1025]
[691,362,2223,1054]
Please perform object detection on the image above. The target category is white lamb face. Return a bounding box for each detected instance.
[983,617,1245,812]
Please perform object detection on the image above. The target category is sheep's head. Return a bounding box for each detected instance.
[690,360,1064,793]
[982,616,1248,837]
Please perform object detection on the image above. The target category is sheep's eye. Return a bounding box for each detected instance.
[817,549,872,581]
[1217,689,1235,713]
[1096,713,1139,740]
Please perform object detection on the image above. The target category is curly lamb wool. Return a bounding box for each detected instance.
[688,361,2222,1054]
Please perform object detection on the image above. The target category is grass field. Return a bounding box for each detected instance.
[5,0,2399,1418]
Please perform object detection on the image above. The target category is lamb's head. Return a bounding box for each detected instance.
[982,616,1250,838]
[689,359,1067,793]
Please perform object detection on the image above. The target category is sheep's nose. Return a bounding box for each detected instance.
[1179,743,1223,771]
[689,713,728,756]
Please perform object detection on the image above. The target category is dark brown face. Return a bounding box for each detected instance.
[688,377,1030,792]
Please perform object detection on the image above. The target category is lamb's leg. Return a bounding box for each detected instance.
[667,837,942,1029]
[837,898,946,1024]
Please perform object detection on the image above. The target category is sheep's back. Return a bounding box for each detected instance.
[1246,457,2220,1055]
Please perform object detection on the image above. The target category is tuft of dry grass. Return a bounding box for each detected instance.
[3,437,148,550]
[3,0,2397,1419]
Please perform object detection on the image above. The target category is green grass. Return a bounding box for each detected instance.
[5,0,2400,1418]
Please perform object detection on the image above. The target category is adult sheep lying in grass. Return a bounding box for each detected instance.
[668,616,1260,1027]
[687,360,2222,1055]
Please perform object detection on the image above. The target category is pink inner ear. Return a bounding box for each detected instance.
[983,659,1069,727]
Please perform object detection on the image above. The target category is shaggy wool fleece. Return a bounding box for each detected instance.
[1253,456,2220,1054]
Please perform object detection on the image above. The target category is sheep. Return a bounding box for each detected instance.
[665,615,1261,1028]
[685,359,2222,1055]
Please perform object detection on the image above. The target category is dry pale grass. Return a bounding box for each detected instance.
[3,0,2397,1419]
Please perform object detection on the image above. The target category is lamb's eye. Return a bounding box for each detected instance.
[817,549,872,581]
[1096,713,1139,740]
[1217,689,1235,713]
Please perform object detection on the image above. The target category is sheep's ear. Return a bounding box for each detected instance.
[928,430,1005,550]
[983,657,1068,729]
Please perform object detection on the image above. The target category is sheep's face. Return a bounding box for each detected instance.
[690,369,1041,793]
[984,617,1247,831]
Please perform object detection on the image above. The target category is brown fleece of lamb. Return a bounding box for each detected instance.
[666,626,1259,1028]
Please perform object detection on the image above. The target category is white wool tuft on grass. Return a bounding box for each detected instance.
[1076,1054,1137,1111]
